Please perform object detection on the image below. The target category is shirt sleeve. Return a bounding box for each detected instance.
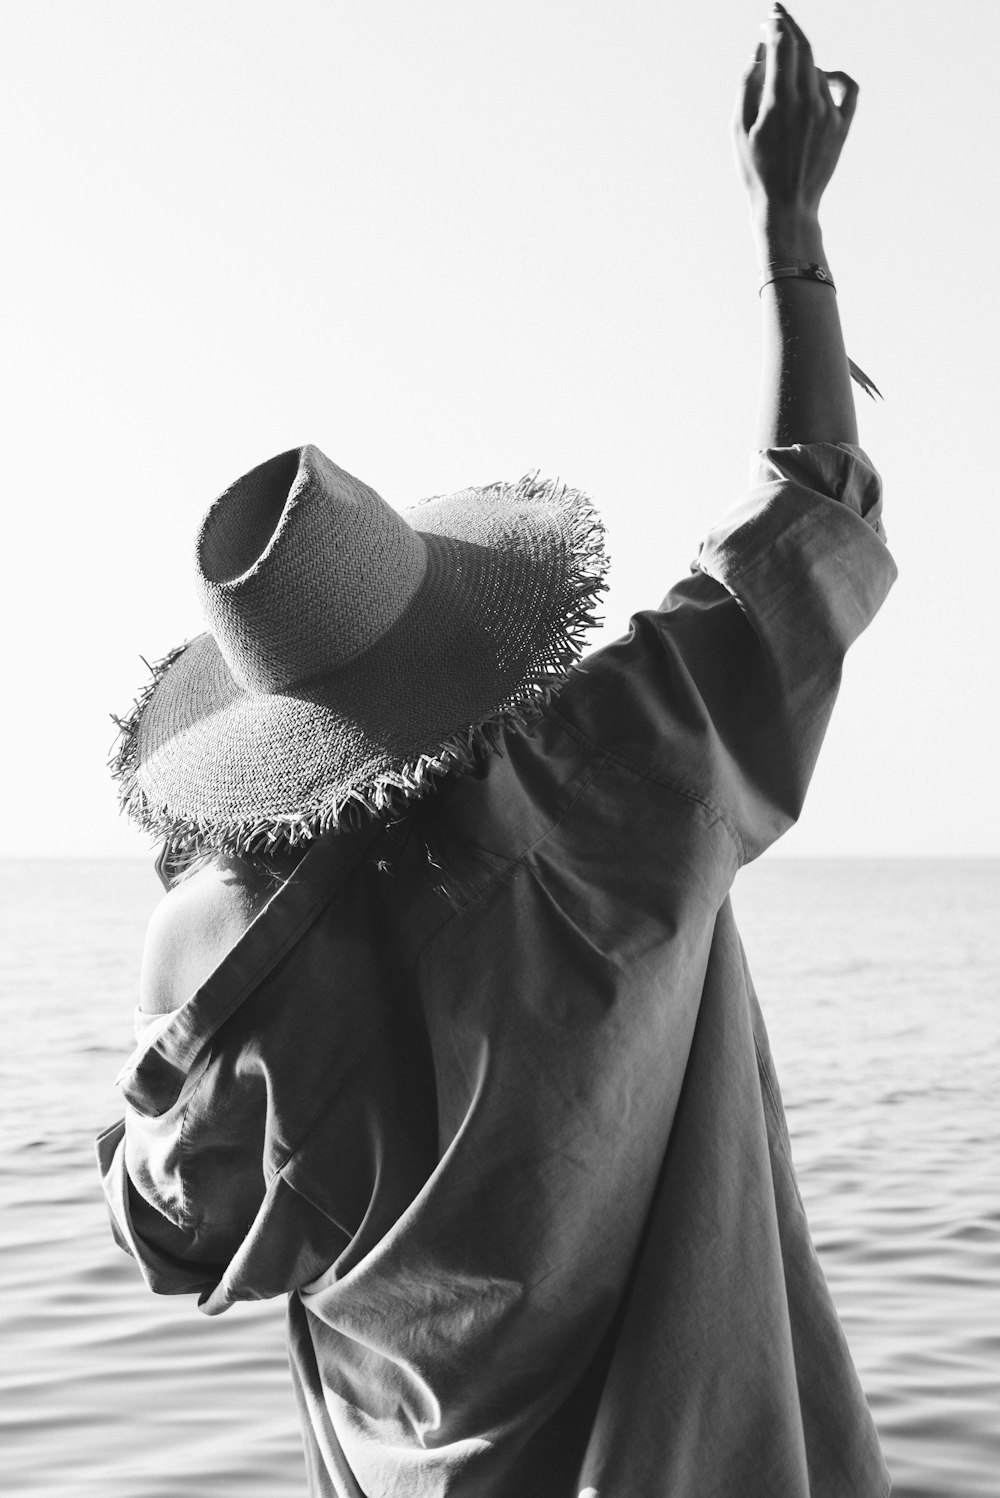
[551,442,897,863]
[96,1107,356,1312]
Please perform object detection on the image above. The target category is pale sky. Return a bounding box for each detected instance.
[2,0,997,858]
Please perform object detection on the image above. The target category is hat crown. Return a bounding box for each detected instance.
[196,446,427,692]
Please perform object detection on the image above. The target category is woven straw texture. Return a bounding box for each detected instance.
[111,448,608,854]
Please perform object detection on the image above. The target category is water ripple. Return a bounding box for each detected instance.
[3,857,998,1496]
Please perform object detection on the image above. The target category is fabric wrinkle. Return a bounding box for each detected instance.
[98,442,896,1498]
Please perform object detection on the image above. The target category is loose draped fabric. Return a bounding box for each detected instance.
[98,444,896,1498]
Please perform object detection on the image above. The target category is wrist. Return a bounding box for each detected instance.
[750,206,825,265]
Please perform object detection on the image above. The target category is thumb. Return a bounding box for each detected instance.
[823,70,860,128]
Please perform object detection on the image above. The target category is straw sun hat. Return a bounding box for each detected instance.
[111,445,609,856]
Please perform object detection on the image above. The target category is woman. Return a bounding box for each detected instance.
[99,9,896,1495]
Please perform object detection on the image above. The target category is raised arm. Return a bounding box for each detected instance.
[734,3,860,447]
[550,10,893,863]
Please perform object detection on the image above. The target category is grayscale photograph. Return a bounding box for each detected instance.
[1,2,997,1496]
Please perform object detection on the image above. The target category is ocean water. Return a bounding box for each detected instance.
[1,858,997,1497]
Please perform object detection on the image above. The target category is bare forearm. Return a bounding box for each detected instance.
[753,210,858,448]
[734,5,862,452]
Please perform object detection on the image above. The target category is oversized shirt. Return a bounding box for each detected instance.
[98,443,897,1498]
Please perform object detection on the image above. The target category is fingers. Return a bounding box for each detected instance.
[740,7,860,146]
[778,7,822,101]
[760,8,798,112]
[737,42,766,133]
[824,70,860,127]
[763,5,834,108]
[757,9,859,128]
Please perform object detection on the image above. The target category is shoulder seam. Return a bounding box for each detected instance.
[410,748,616,963]
[546,705,747,864]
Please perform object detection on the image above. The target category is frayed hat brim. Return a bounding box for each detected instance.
[110,471,609,857]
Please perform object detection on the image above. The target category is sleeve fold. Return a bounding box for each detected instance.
[554,442,897,862]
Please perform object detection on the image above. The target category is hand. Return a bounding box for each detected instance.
[733,4,858,225]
